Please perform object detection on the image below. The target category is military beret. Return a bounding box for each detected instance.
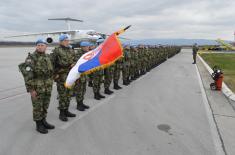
[80,41,91,47]
[59,34,69,42]
[35,38,47,45]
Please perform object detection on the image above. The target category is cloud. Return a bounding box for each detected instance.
[0,0,234,41]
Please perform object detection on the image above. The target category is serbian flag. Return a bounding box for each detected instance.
[65,25,131,88]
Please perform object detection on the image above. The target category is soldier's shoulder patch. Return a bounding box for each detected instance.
[25,66,31,71]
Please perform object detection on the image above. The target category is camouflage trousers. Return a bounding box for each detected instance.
[74,75,87,103]
[56,81,71,110]
[129,61,135,78]
[104,67,113,89]
[193,54,197,63]
[122,63,130,82]
[92,71,103,93]
[113,64,121,84]
[31,91,51,121]
[134,62,140,76]
[88,74,93,84]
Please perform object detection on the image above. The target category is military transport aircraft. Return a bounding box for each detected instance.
[5,17,104,47]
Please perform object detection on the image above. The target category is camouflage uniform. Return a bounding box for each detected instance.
[133,48,140,78]
[103,65,114,94]
[129,47,136,80]
[192,44,198,64]
[73,49,89,110]
[113,58,123,89]
[50,45,76,122]
[23,51,53,121]
[74,74,87,103]
[92,70,106,99]
[88,74,93,87]
[122,47,131,85]
[92,70,102,93]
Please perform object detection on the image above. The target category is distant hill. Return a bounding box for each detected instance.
[0,39,233,46]
[0,41,57,46]
[124,39,232,46]
[0,41,34,46]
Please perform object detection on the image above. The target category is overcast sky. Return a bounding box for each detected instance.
[0,0,235,41]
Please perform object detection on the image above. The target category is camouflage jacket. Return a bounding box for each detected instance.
[192,45,199,54]
[51,45,76,82]
[23,51,53,93]
[122,48,130,67]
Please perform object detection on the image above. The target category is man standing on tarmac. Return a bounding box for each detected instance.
[19,39,55,134]
[51,34,76,122]
[192,43,199,64]
[74,41,90,111]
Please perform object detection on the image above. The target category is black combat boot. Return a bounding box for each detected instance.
[59,109,68,122]
[83,104,90,109]
[98,92,105,98]
[36,120,48,134]
[131,76,135,81]
[65,109,76,117]
[42,118,55,129]
[113,83,122,90]
[80,101,90,109]
[104,88,113,95]
[88,81,93,87]
[77,103,86,111]
[123,80,128,86]
[94,93,101,100]
[127,79,131,85]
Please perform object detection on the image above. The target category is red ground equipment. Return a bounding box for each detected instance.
[210,66,223,91]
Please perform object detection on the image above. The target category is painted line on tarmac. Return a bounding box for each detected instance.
[59,94,116,130]
[195,65,226,155]
[0,92,27,101]
[0,85,57,101]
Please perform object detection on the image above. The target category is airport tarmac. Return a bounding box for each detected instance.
[0,47,231,155]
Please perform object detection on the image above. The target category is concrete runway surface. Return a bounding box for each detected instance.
[0,48,222,155]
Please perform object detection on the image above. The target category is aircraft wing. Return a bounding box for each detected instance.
[216,39,235,50]
[5,30,78,38]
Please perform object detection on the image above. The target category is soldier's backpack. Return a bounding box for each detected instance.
[18,53,35,84]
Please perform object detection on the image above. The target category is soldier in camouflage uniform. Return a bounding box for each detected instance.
[94,38,114,95]
[122,45,131,85]
[132,46,140,79]
[91,40,106,100]
[113,58,123,90]
[51,34,76,121]
[129,46,136,81]
[136,47,142,78]
[73,41,90,111]
[192,43,198,64]
[19,39,54,134]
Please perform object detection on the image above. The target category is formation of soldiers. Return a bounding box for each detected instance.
[19,34,181,134]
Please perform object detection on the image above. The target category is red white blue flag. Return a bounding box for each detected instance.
[65,25,131,88]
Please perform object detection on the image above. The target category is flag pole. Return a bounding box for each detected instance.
[115,25,132,36]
